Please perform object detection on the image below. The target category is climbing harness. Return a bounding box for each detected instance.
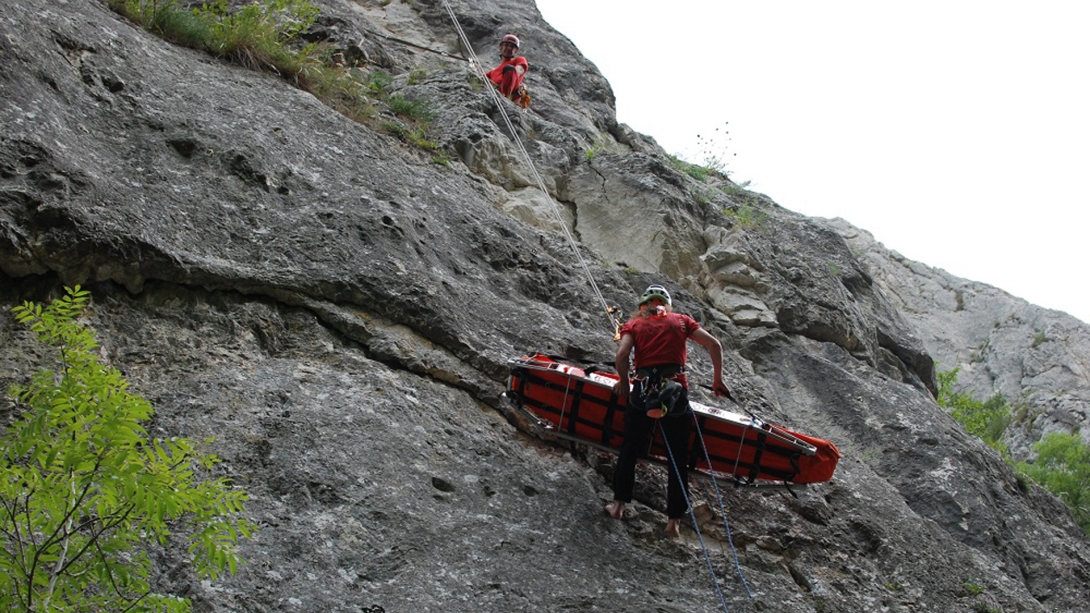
[633,364,687,418]
[438,1,623,339]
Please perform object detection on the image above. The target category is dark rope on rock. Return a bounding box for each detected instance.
[691,414,753,598]
[659,421,731,613]
[438,0,619,336]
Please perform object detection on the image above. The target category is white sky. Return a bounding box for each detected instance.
[535,0,1090,325]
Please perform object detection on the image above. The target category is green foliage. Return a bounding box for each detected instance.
[363,70,395,96]
[110,0,319,72]
[1,287,253,613]
[387,95,435,123]
[197,0,318,64]
[692,123,735,174]
[584,135,620,163]
[668,154,713,182]
[938,368,1090,535]
[717,179,753,197]
[378,93,441,157]
[300,63,376,121]
[108,0,446,155]
[692,186,713,205]
[963,579,986,596]
[380,120,440,153]
[668,150,756,224]
[1017,432,1090,533]
[722,202,766,229]
[936,367,1011,455]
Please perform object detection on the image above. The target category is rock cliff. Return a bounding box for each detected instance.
[2,1,1089,612]
[833,219,1090,461]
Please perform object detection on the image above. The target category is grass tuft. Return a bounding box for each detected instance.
[108,0,446,158]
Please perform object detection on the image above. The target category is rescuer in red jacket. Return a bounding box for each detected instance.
[485,34,529,101]
[606,285,731,538]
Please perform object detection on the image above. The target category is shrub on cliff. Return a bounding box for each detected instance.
[1018,432,1090,534]
[936,367,1011,456]
[1,287,253,613]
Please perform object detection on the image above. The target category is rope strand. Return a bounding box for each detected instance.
[439,0,617,333]
[440,3,744,609]
[691,415,753,597]
[659,422,731,613]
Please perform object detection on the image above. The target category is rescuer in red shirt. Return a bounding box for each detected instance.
[606,285,731,537]
[485,34,529,100]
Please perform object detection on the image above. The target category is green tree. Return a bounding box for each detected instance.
[1,286,253,613]
[1018,432,1090,533]
[936,367,1011,455]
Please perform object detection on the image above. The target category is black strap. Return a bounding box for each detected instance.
[635,364,685,379]
[746,430,769,484]
[566,379,586,437]
[601,388,621,446]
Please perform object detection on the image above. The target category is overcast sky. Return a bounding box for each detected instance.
[535,0,1090,325]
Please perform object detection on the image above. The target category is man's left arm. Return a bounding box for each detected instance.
[690,328,731,397]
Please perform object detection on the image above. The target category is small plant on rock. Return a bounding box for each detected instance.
[387,94,435,123]
[668,154,712,182]
[722,203,765,230]
[108,0,447,155]
[963,579,986,596]
[936,367,1011,456]
[1031,331,1048,348]
[1017,432,1090,533]
[0,287,254,613]
[364,69,395,96]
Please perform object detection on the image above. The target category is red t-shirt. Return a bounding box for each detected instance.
[620,312,701,387]
[486,56,529,97]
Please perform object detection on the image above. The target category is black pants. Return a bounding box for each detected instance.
[612,404,692,519]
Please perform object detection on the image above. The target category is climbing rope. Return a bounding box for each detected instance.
[730,417,755,484]
[690,415,753,597]
[437,4,748,608]
[659,421,731,613]
[438,0,622,337]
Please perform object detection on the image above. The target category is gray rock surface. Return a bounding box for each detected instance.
[2,1,1089,612]
[832,219,1090,460]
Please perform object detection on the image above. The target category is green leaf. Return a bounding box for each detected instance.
[3,287,254,612]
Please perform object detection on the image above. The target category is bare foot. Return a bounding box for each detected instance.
[605,500,625,520]
[664,519,681,538]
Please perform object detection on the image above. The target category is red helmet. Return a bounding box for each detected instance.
[500,34,520,49]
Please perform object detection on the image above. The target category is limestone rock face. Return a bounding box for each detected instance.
[832,218,1090,460]
[2,1,1089,612]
